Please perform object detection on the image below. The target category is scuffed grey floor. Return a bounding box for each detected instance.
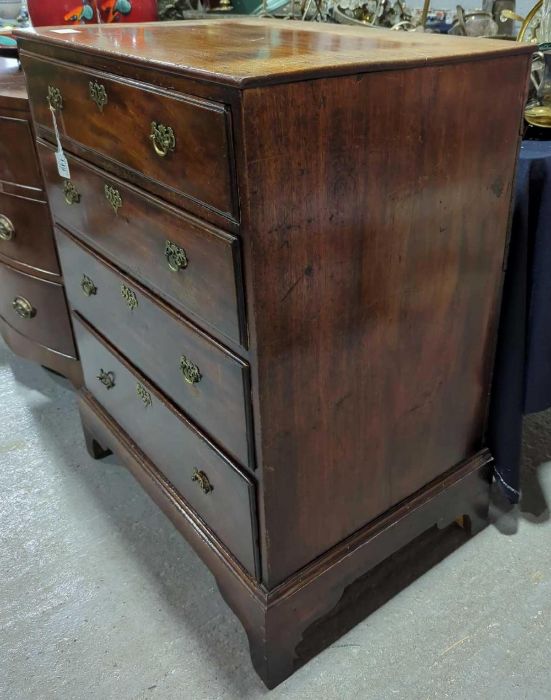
[1,337,550,700]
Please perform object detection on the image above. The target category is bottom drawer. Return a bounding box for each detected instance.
[0,260,75,357]
[73,314,259,577]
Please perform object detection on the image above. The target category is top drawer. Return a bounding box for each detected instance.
[21,55,238,220]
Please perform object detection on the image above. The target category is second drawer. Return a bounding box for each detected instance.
[74,313,258,577]
[38,140,246,348]
[56,227,254,471]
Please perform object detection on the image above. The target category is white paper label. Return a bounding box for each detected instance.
[50,29,81,34]
[49,105,70,178]
[55,150,71,179]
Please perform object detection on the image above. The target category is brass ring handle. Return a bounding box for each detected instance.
[47,85,63,111]
[63,180,81,206]
[0,214,15,241]
[80,274,97,297]
[165,241,188,273]
[179,355,202,385]
[97,369,115,390]
[104,184,122,214]
[89,81,108,112]
[192,468,213,495]
[12,296,36,320]
[150,121,176,157]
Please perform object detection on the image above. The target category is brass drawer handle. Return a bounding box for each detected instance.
[104,184,122,214]
[0,214,15,241]
[120,283,138,311]
[97,369,115,390]
[63,180,81,205]
[89,81,108,112]
[80,274,97,297]
[12,296,36,320]
[192,468,213,495]
[179,355,202,385]
[136,383,152,407]
[150,121,176,157]
[47,85,63,111]
[165,241,188,273]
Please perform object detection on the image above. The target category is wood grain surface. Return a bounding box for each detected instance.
[16,19,533,87]
[22,54,237,219]
[74,313,259,576]
[38,140,246,348]
[0,191,59,275]
[56,228,254,471]
[240,55,530,586]
[0,258,76,357]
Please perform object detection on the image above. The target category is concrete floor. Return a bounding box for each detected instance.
[1,337,551,700]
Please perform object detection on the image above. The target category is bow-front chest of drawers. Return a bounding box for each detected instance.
[0,57,80,384]
[17,20,532,687]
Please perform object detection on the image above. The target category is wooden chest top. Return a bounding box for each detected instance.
[16,19,532,87]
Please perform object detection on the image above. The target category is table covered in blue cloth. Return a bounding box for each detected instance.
[488,140,551,502]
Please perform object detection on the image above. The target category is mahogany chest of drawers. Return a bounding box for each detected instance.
[0,57,80,384]
[17,20,531,687]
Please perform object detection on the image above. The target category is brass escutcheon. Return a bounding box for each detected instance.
[63,180,81,205]
[12,296,36,320]
[89,81,108,112]
[47,85,63,111]
[165,240,188,273]
[136,383,152,407]
[179,355,202,385]
[104,184,122,214]
[150,121,176,157]
[192,468,213,494]
[120,284,138,311]
[97,369,116,390]
[0,214,15,241]
[80,274,97,297]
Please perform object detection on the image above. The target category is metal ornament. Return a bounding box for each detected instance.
[120,284,138,311]
[63,180,81,205]
[165,240,188,273]
[80,274,97,297]
[12,296,36,320]
[179,355,202,385]
[104,184,122,214]
[192,468,213,494]
[97,369,116,389]
[136,383,152,407]
[47,85,63,111]
[89,81,108,111]
[150,121,176,157]
[0,214,15,241]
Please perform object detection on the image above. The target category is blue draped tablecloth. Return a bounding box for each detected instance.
[488,140,551,502]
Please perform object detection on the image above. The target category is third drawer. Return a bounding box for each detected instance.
[56,227,254,472]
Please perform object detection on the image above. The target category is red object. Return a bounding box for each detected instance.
[27,0,157,27]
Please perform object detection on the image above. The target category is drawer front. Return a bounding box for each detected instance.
[38,140,245,347]
[73,314,258,577]
[23,55,237,219]
[0,115,42,189]
[0,259,75,357]
[0,191,60,275]
[56,229,253,470]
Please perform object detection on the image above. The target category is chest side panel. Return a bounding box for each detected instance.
[241,56,529,586]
